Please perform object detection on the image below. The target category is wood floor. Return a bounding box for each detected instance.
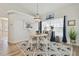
[0,44,25,56]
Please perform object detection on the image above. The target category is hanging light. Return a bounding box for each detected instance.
[34,3,41,22]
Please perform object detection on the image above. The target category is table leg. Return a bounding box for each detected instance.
[37,37,39,50]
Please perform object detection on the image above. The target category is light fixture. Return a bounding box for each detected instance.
[34,3,41,22]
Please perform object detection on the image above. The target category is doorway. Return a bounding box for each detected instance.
[0,17,8,49]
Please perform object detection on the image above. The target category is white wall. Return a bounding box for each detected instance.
[8,10,38,43]
[54,4,79,43]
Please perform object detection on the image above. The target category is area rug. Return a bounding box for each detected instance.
[16,41,72,56]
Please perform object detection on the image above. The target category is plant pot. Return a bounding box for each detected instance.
[70,40,76,43]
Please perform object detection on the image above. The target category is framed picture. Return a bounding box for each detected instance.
[46,12,54,20]
[23,20,32,30]
[68,20,76,26]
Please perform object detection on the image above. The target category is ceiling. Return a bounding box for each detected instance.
[0,3,78,18]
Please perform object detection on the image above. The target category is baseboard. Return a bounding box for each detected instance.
[8,39,28,45]
[8,41,17,45]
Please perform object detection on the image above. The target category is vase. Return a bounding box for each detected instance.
[62,16,67,43]
[70,40,76,43]
[50,31,55,42]
[38,21,42,33]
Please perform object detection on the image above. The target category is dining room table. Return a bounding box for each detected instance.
[32,33,48,50]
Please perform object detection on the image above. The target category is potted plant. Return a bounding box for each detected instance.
[69,28,77,43]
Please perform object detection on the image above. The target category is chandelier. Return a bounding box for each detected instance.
[34,3,41,22]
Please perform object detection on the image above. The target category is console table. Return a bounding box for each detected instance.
[65,42,79,56]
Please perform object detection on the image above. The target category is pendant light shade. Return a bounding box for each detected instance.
[34,3,41,22]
